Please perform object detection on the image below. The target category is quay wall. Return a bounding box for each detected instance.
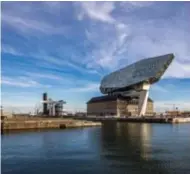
[1,118,101,132]
[171,117,190,123]
[75,116,190,124]
[1,116,189,133]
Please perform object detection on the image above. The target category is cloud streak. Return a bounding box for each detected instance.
[77,2,190,78]
[1,44,101,76]
[67,83,99,92]
[1,2,68,36]
[1,76,51,88]
[25,72,63,80]
[77,2,115,23]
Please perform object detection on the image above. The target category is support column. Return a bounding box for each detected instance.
[138,83,150,117]
[52,103,55,116]
[49,103,52,116]
[117,99,120,117]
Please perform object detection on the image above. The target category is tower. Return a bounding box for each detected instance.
[43,93,48,115]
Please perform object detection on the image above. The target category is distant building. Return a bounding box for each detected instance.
[165,111,190,117]
[87,95,154,117]
[42,93,66,116]
[181,111,190,117]
[165,111,180,117]
[1,106,13,119]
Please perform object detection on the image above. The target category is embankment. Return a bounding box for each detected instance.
[74,116,190,124]
[1,117,101,133]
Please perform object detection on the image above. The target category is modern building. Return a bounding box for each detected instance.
[87,95,154,117]
[99,53,174,116]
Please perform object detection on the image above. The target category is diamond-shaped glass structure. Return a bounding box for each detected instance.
[100,53,174,94]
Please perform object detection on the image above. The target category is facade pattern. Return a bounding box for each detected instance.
[100,54,174,94]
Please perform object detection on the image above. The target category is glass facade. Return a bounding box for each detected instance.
[100,54,174,94]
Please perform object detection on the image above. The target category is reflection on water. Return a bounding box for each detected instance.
[100,123,190,174]
[2,123,190,174]
[140,124,152,160]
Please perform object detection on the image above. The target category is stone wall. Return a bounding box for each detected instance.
[117,99,128,116]
[87,101,117,116]
[87,98,154,117]
[1,118,101,131]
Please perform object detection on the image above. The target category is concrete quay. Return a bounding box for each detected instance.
[75,116,190,124]
[171,117,190,123]
[1,117,102,133]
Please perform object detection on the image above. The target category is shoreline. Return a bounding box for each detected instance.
[1,115,190,134]
[1,117,102,134]
[74,116,190,124]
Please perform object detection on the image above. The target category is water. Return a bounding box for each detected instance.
[1,123,190,174]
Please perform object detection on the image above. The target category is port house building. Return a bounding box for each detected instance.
[99,54,174,116]
[87,95,154,117]
[86,54,173,117]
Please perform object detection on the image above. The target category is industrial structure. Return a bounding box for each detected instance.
[87,53,174,117]
[42,93,66,116]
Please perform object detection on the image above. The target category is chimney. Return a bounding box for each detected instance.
[43,93,48,115]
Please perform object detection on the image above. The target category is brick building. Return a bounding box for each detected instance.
[87,95,154,117]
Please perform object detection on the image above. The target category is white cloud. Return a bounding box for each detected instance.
[33,54,101,75]
[42,1,62,11]
[116,2,154,16]
[1,76,51,88]
[1,44,23,56]
[119,25,190,78]
[26,72,62,80]
[2,14,66,35]
[2,78,37,87]
[1,44,101,76]
[77,2,115,23]
[126,2,154,8]
[162,61,190,79]
[78,2,190,78]
[77,2,132,71]
[2,2,190,79]
[84,23,130,71]
[67,83,99,92]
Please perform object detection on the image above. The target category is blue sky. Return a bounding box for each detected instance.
[1,1,190,113]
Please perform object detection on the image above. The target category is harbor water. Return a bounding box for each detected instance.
[1,123,190,174]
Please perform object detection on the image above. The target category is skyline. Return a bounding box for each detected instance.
[1,1,190,113]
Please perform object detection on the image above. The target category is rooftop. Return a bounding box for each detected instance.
[87,95,153,104]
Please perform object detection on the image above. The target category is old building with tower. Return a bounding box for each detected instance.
[87,95,154,117]
[87,54,174,117]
